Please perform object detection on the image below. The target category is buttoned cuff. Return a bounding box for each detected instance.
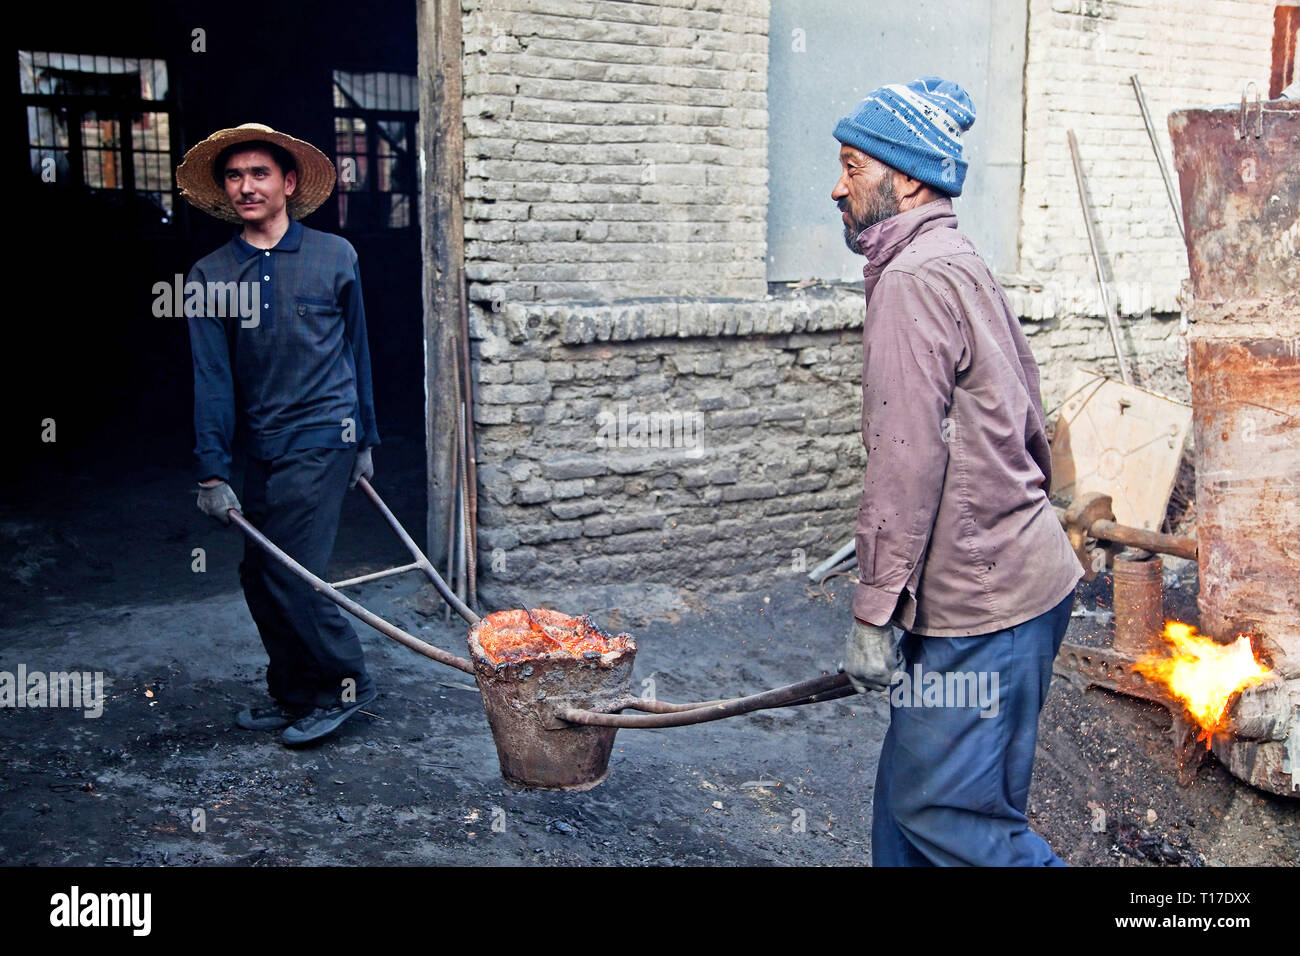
[852,581,902,628]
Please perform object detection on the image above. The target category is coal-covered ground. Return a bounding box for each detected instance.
[1,432,1296,867]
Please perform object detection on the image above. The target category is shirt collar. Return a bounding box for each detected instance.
[230,218,304,261]
[855,197,957,271]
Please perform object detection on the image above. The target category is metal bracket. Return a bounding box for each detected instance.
[1286,705,1300,793]
[1053,640,1167,704]
[1239,81,1264,139]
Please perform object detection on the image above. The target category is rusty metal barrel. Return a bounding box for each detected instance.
[467,611,636,790]
[1169,93,1300,797]
[1169,96,1300,680]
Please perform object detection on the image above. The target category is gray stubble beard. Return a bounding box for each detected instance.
[840,174,899,254]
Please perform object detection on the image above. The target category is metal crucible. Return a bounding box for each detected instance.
[467,609,636,791]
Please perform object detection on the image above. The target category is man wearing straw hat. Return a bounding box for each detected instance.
[178,123,380,746]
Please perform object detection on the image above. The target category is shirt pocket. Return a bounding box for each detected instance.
[292,295,343,349]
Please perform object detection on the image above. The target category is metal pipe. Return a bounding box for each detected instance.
[1053,504,1197,560]
[611,695,738,713]
[329,561,422,589]
[235,483,862,736]
[556,672,853,729]
[807,538,855,582]
[1130,74,1186,242]
[607,679,860,715]
[1068,128,1132,385]
[767,682,861,709]
[228,509,476,675]
[1089,518,1196,561]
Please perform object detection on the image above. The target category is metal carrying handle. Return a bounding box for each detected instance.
[227,477,477,675]
[553,672,857,729]
[226,479,861,725]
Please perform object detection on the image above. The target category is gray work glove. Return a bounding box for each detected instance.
[350,447,374,488]
[840,619,904,694]
[196,480,242,525]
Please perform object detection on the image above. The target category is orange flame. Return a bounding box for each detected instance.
[1134,621,1273,747]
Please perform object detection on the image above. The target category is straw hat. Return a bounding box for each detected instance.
[175,122,336,223]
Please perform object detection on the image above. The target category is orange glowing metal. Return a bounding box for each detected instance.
[1134,621,1273,747]
[476,608,632,665]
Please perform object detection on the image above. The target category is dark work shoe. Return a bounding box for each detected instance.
[281,690,377,747]
[236,701,313,731]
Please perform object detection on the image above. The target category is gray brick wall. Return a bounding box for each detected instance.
[1020,0,1275,316]
[463,0,770,306]
[452,0,1266,591]
[470,290,865,590]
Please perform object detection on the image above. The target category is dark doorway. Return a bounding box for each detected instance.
[6,0,423,616]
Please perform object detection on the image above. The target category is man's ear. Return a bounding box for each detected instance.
[284,169,298,198]
[893,171,932,212]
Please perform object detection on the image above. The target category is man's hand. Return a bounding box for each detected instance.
[840,619,903,694]
[350,447,374,488]
[196,480,242,525]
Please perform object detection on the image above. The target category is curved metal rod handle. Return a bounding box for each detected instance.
[355,477,481,625]
[555,672,856,729]
[228,507,476,676]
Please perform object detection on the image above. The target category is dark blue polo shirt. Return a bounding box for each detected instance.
[186,220,380,481]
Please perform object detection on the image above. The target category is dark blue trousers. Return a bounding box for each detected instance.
[239,446,375,710]
[871,593,1074,866]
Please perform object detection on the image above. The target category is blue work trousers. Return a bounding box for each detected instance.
[871,592,1074,866]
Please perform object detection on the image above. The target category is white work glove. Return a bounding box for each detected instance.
[196,480,242,525]
[840,619,903,693]
[350,447,374,488]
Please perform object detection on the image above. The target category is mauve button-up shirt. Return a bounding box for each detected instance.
[852,198,1082,637]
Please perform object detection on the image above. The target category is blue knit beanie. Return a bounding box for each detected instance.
[833,76,976,196]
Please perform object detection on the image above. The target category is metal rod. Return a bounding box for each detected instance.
[556,672,853,729]
[458,271,479,610]
[228,509,476,675]
[1068,128,1132,385]
[768,683,861,710]
[807,538,855,582]
[612,695,737,713]
[1089,518,1197,560]
[443,431,459,625]
[355,477,480,625]
[329,561,422,589]
[1054,505,1197,560]
[456,401,468,610]
[232,481,860,731]
[1130,74,1186,242]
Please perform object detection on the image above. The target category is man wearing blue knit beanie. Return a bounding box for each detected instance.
[832,77,1083,866]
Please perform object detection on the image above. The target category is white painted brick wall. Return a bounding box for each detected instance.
[1020,0,1276,316]
[463,0,770,304]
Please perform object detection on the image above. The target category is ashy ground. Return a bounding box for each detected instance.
[1,432,1296,866]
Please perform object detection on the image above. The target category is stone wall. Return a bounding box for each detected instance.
[472,290,866,589]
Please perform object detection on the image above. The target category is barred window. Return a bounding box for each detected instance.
[19,51,177,232]
[332,70,418,232]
